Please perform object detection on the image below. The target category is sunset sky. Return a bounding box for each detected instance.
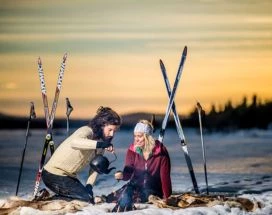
[0,0,272,119]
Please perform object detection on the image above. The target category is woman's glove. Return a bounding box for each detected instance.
[114,170,123,180]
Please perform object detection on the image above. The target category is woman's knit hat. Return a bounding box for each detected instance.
[134,122,153,135]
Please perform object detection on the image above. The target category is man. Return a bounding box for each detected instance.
[41,106,122,203]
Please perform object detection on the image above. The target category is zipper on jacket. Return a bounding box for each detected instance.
[144,162,147,187]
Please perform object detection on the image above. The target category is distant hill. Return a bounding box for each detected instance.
[0,113,86,129]
[0,112,170,130]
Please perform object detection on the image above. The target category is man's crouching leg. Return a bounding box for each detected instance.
[42,170,94,204]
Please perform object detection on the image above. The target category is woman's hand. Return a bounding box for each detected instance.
[134,142,144,149]
[114,170,123,180]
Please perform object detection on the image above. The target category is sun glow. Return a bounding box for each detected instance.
[0,1,272,118]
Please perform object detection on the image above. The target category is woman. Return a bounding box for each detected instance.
[112,119,172,211]
[41,106,121,203]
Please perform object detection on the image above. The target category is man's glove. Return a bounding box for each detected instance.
[96,141,113,149]
[85,184,94,204]
[85,184,93,196]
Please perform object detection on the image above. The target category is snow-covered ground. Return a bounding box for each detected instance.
[0,128,271,214]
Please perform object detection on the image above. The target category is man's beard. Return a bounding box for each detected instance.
[102,135,113,143]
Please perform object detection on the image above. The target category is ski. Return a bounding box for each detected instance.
[158,46,187,143]
[33,53,67,198]
[159,59,200,194]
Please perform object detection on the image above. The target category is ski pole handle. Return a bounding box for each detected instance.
[30,102,36,120]
[66,97,73,117]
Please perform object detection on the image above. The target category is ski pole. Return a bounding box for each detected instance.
[150,114,156,133]
[16,102,36,196]
[196,101,209,194]
[66,97,73,136]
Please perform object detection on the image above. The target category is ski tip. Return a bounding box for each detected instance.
[159,59,164,67]
[38,57,42,65]
[63,53,68,62]
[183,46,188,56]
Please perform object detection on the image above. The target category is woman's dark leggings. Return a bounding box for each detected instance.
[41,169,93,203]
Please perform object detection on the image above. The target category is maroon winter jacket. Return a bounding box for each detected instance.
[122,140,172,199]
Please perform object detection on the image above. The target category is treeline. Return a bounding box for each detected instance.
[183,94,272,132]
[1,94,272,131]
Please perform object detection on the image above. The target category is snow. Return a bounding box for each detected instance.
[0,128,271,214]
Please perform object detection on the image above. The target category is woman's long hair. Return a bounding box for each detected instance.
[88,106,122,140]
